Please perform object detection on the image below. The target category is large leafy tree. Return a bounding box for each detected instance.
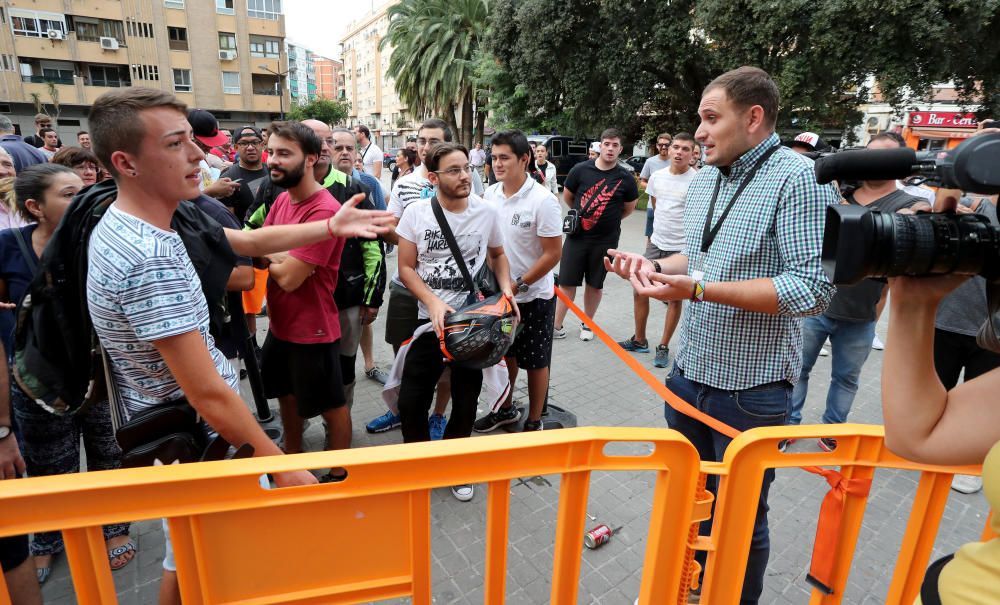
[485,0,1000,144]
[286,97,351,126]
[383,0,490,146]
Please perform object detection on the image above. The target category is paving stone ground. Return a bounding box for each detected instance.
[38,194,990,604]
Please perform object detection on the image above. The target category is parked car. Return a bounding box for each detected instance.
[383,148,402,170]
[624,155,647,173]
[525,135,594,187]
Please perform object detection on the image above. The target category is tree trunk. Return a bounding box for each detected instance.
[475,102,486,146]
[460,87,474,147]
[444,101,460,143]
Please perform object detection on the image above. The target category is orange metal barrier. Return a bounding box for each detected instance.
[699,424,982,605]
[0,427,703,605]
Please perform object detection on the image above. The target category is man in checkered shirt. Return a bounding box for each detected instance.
[606,66,839,603]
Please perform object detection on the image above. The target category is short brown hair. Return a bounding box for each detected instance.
[51,146,99,169]
[656,132,672,143]
[88,88,188,178]
[673,132,695,145]
[424,142,468,173]
[34,113,51,124]
[269,121,322,157]
[600,128,621,142]
[704,66,780,128]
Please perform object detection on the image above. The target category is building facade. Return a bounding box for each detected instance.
[313,55,342,102]
[854,81,981,150]
[0,0,290,137]
[340,0,412,148]
[286,40,316,107]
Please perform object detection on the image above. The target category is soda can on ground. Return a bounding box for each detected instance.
[584,524,613,549]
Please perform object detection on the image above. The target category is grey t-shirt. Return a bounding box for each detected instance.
[935,200,999,336]
[824,190,923,322]
[640,155,670,180]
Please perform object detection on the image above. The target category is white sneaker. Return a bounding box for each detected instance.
[553,325,567,339]
[579,323,594,341]
[451,484,474,501]
[951,474,983,494]
[872,334,885,350]
[819,346,830,357]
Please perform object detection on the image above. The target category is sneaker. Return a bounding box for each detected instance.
[872,334,885,350]
[819,346,830,357]
[951,474,984,494]
[818,437,837,452]
[366,410,401,433]
[451,484,474,502]
[618,336,649,353]
[473,406,521,433]
[522,419,543,431]
[365,366,389,385]
[579,323,594,341]
[653,345,670,368]
[553,325,567,339]
[778,438,796,452]
[428,413,447,441]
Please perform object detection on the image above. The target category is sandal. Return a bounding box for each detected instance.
[36,566,51,584]
[108,540,137,572]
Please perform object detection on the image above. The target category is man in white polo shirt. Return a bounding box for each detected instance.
[618,132,696,369]
[473,129,562,432]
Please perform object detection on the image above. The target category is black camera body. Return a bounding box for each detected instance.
[820,132,1000,285]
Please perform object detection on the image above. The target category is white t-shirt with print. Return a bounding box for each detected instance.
[361,141,383,177]
[485,177,562,302]
[647,166,696,252]
[395,194,504,318]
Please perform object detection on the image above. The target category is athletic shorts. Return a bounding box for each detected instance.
[385,281,420,348]
[0,534,29,572]
[559,237,614,289]
[261,334,346,418]
[242,267,269,314]
[643,242,680,262]
[506,297,556,370]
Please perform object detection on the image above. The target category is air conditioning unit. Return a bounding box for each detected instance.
[47,29,64,40]
[219,50,237,61]
[100,37,120,50]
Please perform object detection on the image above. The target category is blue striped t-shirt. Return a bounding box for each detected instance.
[87,204,238,420]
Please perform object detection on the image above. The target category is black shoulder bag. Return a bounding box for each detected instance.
[430,197,498,305]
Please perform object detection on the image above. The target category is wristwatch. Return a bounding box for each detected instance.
[514,277,529,294]
[0,425,11,441]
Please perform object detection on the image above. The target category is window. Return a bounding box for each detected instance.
[125,20,153,38]
[247,0,281,21]
[173,69,192,92]
[218,32,236,51]
[0,55,15,71]
[216,0,235,14]
[69,17,126,45]
[221,71,240,94]
[164,0,184,8]
[89,64,130,88]
[10,9,66,38]
[168,26,188,51]
[131,64,159,81]
[249,35,280,58]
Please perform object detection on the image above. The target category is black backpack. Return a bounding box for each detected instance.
[13,180,236,415]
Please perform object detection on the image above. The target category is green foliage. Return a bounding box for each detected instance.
[286,97,351,125]
[485,0,1000,144]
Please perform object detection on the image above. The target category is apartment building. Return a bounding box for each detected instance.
[313,55,342,102]
[0,0,290,138]
[286,40,316,106]
[340,0,413,146]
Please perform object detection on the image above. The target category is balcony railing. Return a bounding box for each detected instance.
[253,89,281,96]
[22,75,75,85]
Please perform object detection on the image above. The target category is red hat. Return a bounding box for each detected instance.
[188,109,229,147]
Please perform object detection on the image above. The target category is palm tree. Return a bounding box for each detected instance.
[382,0,490,147]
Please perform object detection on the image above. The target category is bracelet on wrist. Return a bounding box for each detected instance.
[691,279,706,302]
[326,216,335,239]
[652,260,662,273]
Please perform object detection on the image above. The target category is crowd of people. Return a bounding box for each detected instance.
[0,63,998,605]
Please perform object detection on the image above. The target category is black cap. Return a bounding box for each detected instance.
[188,109,229,147]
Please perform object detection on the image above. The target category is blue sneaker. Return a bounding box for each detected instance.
[366,410,401,433]
[618,336,650,353]
[428,413,447,440]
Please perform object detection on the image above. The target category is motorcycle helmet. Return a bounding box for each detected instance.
[440,293,518,369]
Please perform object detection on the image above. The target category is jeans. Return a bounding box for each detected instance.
[644,207,654,237]
[664,366,790,604]
[789,315,875,426]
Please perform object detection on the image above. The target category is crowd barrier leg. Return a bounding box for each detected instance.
[484,479,512,602]
[62,525,118,605]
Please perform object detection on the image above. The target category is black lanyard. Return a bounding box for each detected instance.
[701,144,781,254]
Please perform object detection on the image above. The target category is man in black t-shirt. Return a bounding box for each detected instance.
[553,128,639,341]
[787,133,929,451]
[219,126,268,221]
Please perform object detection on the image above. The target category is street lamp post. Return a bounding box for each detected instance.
[258,65,289,120]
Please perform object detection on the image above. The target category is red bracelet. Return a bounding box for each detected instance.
[326,216,335,239]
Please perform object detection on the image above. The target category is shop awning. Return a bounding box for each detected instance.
[909,128,976,139]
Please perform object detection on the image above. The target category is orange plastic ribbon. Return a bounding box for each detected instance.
[554,286,862,593]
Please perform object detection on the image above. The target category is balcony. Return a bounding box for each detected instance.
[23,81,79,104]
[14,36,72,61]
[77,39,126,64]
[252,94,283,113]
[22,75,74,85]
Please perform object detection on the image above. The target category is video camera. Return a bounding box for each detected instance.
[818,132,1000,285]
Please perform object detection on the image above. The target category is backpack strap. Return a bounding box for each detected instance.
[430,196,478,298]
[11,227,38,276]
